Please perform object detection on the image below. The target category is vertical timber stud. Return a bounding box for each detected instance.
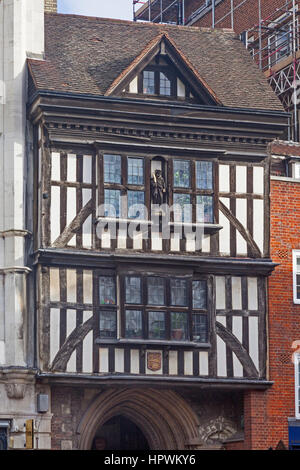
[25,420,34,449]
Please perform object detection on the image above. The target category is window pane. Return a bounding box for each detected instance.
[128,158,144,185]
[143,71,155,94]
[173,160,190,188]
[104,154,121,183]
[192,280,207,309]
[99,311,117,338]
[170,279,187,306]
[297,257,300,269]
[104,189,120,217]
[197,195,214,223]
[173,193,192,222]
[148,311,166,339]
[148,277,165,305]
[192,314,207,342]
[196,161,213,189]
[171,312,188,341]
[125,276,141,304]
[297,273,300,299]
[125,310,143,338]
[160,72,171,96]
[99,276,116,305]
[128,190,145,219]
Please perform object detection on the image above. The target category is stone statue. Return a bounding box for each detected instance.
[151,169,166,205]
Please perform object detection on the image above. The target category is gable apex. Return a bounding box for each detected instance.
[105,32,222,106]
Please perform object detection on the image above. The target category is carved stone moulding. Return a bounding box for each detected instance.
[0,368,37,400]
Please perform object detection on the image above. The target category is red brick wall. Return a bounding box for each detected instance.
[189,0,292,34]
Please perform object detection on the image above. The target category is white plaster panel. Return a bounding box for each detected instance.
[184,351,193,375]
[202,234,210,253]
[235,166,247,193]
[219,165,230,192]
[115,348,124,373]
[83,271,93,304]
[67,154,77,182]
[0,340,5,365]
[236,198,248,255]
[215,276,226,310]
[249,316,259,370]
[82,155,92,184]
[168,350,178,375]
[50,308,60,364]
[219,197,230,254]
[82,311,93,373]
[129,76,138,93]
[67,187,77,246]
[66,269,77,303]
[99,348,109,373]
[253,199,264,253]
[51,152,60,181]
[50,186,60,244]
[66,350,76,373]
[232,352,243,378]
[253,167,264,195]
[199,351,209,376]
[231,277,242,310]
[217,315,227,377]
[177,78,185,97]
[50,268,60,302]
[248,277,258,311]
[130,349,140,374]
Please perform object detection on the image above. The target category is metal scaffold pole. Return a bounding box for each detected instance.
[292,0,298,141]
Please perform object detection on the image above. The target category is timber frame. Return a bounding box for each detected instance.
[28,85,288,388]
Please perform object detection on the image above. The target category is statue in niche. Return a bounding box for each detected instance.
[150,169,166,205]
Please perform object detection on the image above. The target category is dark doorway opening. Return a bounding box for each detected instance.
[92,415,150,450]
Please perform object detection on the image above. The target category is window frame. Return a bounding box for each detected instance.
[120,273,210,344]
[99,152,216,226]
[293,250,300,304]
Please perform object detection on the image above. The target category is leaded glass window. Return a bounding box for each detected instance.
[192,314,207,343]
[173,193,192,223]
[196,161,213,189]
[148,311,166,339]
[128,190,145,219]
[160,72,171,96]
[192,280,207,309]
[99,276,116,305]
[128,158,144,185]
[196,195,214,223]
[173,160,190,188]
[125,310,143,338]
[170,279,187,306]
[171,312,188,341]
[104,154,121,183]
[143,71,155,94]
[125,276,141,304]
[148,277,165,305]
[104,189,120,217]
[99,311,117,338]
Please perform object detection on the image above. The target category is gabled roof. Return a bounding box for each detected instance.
[104,32,222,105]
[28,13,284,111]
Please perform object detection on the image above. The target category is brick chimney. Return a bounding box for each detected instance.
[45,0,57,12]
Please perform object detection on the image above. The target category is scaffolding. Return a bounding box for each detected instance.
[133,0,186,25]
[133,0,300,140]
[246,0,300,140]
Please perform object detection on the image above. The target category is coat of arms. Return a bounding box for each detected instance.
[147,352,162,372]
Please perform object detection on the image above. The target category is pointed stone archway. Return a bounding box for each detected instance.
[77,388,201,450]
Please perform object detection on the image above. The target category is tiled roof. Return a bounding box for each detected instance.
[28,13,284,111]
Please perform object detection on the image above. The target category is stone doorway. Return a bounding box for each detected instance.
[92,415,150,450]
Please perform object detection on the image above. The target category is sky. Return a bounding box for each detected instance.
[57,0,134,20]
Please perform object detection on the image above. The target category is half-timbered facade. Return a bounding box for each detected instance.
[25,13,289,450]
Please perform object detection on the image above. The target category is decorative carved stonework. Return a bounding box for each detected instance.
[0,368,36,400]
[4,383,27,399]
[147,352,162,372]
[198,416,237,446]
